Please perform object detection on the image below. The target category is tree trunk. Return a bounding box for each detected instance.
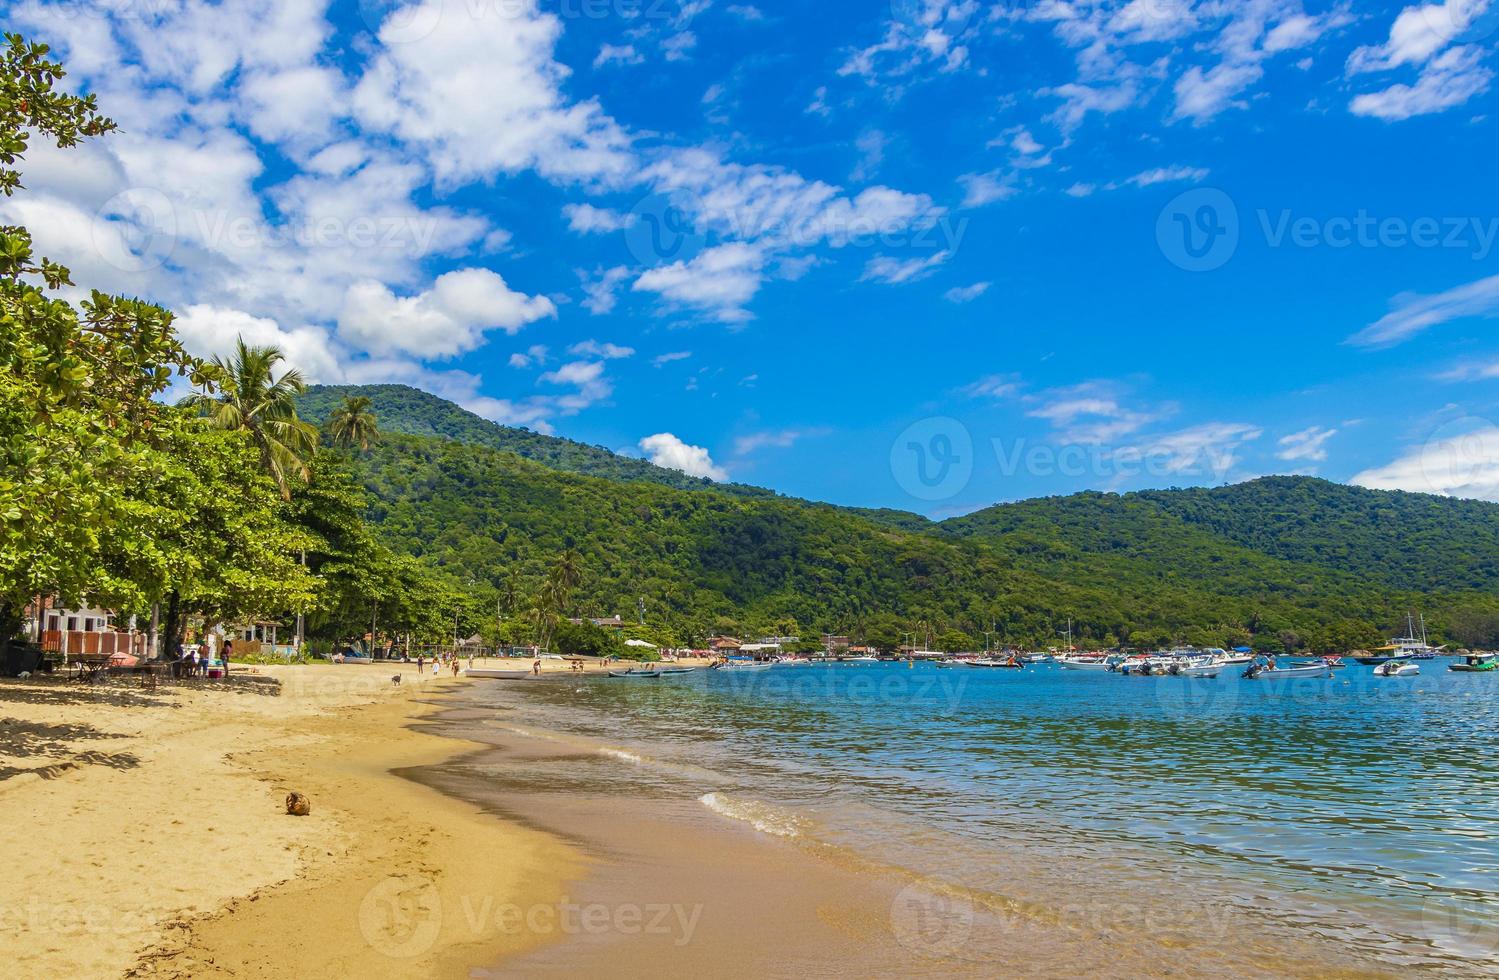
[161,592,184,660]
[0,598,23,667]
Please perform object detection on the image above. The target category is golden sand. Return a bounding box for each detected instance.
[0,663,584,978]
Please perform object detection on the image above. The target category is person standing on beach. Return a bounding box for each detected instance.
[532,657,541,676]
[417,654,424,675]
[431,657,440,678]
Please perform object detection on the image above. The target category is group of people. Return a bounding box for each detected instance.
[413,652,470,678]
[175,637,231,678]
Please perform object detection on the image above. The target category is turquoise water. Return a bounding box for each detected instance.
[478,661,1499,975]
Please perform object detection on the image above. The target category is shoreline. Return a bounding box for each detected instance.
[0,664,585,978]
[415,680,1395,980]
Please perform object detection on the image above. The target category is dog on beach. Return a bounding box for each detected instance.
[391,674,401,687]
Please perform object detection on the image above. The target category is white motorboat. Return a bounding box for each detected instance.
[1242,662,1331,680]
[464,668,536,680]
[717,660,773,671]
[1058,656,1113,670]
[963,657,1024,668]
[1170,661,1223,678]
[1373,659,1420,677]
[844,655,879,663]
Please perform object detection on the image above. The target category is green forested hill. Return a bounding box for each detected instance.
[299,384,776,498]
[1135,477,1499,592]
[341,434,1498,651]
[305,385,1499,650]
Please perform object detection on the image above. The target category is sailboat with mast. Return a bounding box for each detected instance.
[1353,612,1446,664]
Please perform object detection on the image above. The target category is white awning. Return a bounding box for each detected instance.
[624,638,657,648]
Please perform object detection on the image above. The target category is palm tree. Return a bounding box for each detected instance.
[328,395,379,451]
[547,549,584,614]
[185,338,319,499]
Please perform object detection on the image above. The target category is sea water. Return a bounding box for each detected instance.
[464,661,1499,975]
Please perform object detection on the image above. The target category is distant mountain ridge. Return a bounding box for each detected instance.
[298,384,776,498]
[299,383,1499,647]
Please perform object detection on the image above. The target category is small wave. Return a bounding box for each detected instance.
[699,792,807,838]
[599,747,646,764]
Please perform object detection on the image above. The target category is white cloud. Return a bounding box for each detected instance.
[944,281,991,303]
[1277,425,1338,461]
[579,265,632,315]
[1436,359,1499,381]
[1348,1,1493,119]
[965,374,1021,399]
[1348,0,1489,73]
[352,0,635,187]
[1025,381,1169,444]
[1131,422,1264,476]
[508,344,549,369]
[653,351,693,366]
[594,43,643,68]
[861,250,952,285]
[337,268,556,358]
[563,202,634,233]
[638,432,728,480]
[1349,273,1499,347]
[568,339,635,359]
[633,243,766,322]
[1350,45,1493,120]
[1353,425,1499,500]
[958,170,1018,208]
[732,428,828,455]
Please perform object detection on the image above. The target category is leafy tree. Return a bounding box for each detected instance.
[185,338,318,499]
[0,35,206,653]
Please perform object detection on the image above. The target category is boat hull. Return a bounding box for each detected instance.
[464,669,536,680]
[1243,665,1331,679]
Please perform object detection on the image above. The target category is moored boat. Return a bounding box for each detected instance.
[609,668,663,678]
[1450,653,1498,672]
[1243,661,1332,680]
[464,668,538,680]
[1373,659,1419,677]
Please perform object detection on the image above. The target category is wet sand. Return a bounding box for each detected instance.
[418,688,1393,979]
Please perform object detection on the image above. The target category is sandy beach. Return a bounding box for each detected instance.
[0,662,590,978]
[0,660,1401,979]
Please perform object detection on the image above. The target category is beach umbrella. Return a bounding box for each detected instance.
[624,639,657,648]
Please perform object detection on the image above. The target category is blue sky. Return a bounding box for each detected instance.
[12,0,1499,515]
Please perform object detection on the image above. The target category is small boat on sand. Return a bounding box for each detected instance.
[464,668,538,680]
[609,668,662,678]
[1450,653,1498,673]
[1373,659,1419,677]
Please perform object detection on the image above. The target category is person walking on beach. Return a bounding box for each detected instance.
[431,657,440,679]
[417,654,424,675]
[532,657,542,676]
[222,640,233,679]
